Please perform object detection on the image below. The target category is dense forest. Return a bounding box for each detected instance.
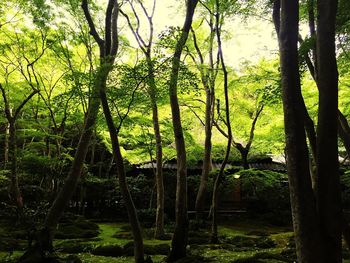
[1,0,350,262]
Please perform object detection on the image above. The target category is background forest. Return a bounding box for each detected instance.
[1,0,350,262]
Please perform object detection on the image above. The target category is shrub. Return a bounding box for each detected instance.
[236,169,290,223]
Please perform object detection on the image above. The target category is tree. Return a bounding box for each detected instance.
[210,0,232,243]
[274,0,342,260]
[167,0,199,261]
[0,27,46,213]
[188,4,219,217]
[315,0,342,260]
[120,0,165,239]
[19,0,122,259]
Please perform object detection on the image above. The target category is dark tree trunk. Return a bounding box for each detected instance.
[210,0,232,243]
[0,85,38,213]
[167,0,198,261]
[191,19,216,218]
[195,86,213,214]
[315,0,342,260]
[42,69,105,250]
[8,119,23,211]
[4,120,9,166]
[146,58,165,239]
[100,83,145,263]
[19,2,123,258]
[240,148,249,170]
[275,0,322,261]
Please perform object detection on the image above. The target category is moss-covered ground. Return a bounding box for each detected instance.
[1,218,350,262]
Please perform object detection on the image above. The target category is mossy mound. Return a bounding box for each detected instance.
[0,238,27,251]
[245,230,269,237]
[112,231,133,239]
[55,218,99,239]
[91,244,124,257]
[188,230,211,245]
[123,241,170,256]
[55,240,95,253]
[223,235,276,249]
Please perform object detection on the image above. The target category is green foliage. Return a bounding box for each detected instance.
[237,169,290,223]
[0,171,10,187]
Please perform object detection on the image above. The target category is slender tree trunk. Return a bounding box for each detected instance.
[240,149,249,170]
[41,69,105,251]
[8,119,23,211]
[100,80,145,263]
[146,58,165,239]
[167,1,198,261]
[210,0,232,243]
[195,86,213,215]
[191,19,216,218]
[4,118,10,167]
[315,0,342,260]
[276,0,322,261]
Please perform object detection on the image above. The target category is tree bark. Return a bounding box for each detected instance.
[276,0,322,261]
[167,0,198,261]
[210,0,232,243]
[315,0,342,261]
[121,1,165,238]
[43,68,105,250]
[195,85,213,214]
[146,58,165,239]
[0,85,38,213]
[19,1,122,258]
[191,19,217,217]
[4,120,9,166]
[100,80,145,263]
[8,119,23,211]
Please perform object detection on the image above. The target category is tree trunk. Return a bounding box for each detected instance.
[195,86,213,215]
[100,80,145,263]
[167,1,198,261]
[4,118,9,167]
[315,0,342,260]
[210,0,232,243]
[41,69,105,251]
[8,119,23,211]
[276,0,322,261]
[146,58,165,239]
[147,61,165,239]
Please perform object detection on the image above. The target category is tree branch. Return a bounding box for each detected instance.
[81,0,105,51]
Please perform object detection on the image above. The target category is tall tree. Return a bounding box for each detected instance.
[275,0,342,260]
[120,0,165,239]
[210,0,233,243]
[98,1,146,261]
[0,28,45,213]
[20,0,121,259]
[189,7,219,217]
[167,0,199,261]
[315,0,342,260]
[274,0,322,261]
[0,84,38,212]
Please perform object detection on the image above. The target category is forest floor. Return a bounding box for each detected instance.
[0,217,350,262]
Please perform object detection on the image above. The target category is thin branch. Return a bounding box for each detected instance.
[81,0,105,50]
[105,0,115,55]
[0,84,12,120]
[119,9,147,54]
[246,104,264,150]
[110,0,119,57]
[181,103,205,126]
[14,89,39,119]
[128,1,148,48]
